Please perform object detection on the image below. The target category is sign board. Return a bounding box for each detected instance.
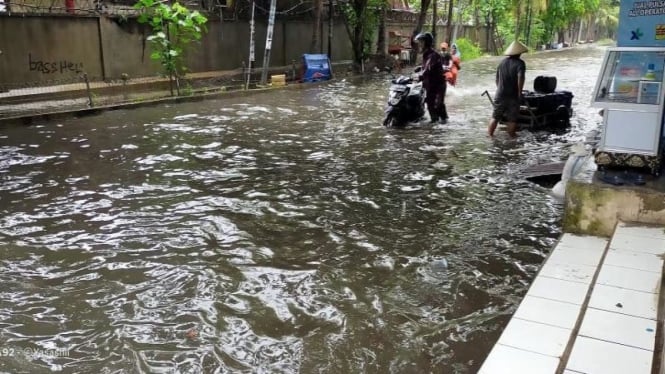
[617,0,665,47]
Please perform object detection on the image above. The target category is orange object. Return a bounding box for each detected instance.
[445,55,461,86]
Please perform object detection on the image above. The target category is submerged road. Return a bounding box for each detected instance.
[0,45,605,372]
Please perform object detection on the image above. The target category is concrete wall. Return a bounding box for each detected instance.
[0,15,104,85]
[0,14,354,86]
[99,17,157,79]
[0,14,488,86]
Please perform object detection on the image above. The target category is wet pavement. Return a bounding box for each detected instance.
[0,45,606,373]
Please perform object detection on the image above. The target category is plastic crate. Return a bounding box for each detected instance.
[302,54,332,83]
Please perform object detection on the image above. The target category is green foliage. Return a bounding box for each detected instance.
[133,0,207,81]
[528,17,548,47]
[340,0,385,64]
[453,38,483,61]
[367,0,618,60]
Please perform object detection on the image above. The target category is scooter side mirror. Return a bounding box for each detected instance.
[414,66,422,73]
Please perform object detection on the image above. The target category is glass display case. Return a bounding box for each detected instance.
[593,48,665,108]
[591,47,665,173]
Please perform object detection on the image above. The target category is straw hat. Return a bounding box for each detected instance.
[504,41,528,56]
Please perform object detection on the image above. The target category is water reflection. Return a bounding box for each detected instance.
[0,45,605,373]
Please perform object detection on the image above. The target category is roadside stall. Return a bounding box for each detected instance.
[591,0,665,175]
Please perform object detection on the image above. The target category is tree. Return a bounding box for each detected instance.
[593,0,619,40]
[377,2,387,54]
[470,0,510,53]
[415,0,432,33]
[445,0,453,42]
[134,0,208,96]
[340,0,383,66]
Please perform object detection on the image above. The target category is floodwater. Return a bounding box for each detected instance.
[0,45,605,373]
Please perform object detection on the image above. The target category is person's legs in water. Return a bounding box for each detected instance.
[506,122,518,138]
[488,98,505,137]
[488,98,518,137]
[487,118,499,137]
[425,89,439,123]
[437,82,448,123]
[504,100,520,138]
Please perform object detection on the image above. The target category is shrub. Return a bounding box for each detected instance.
[453,38,483,61]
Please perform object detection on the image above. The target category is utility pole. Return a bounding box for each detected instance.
[246,0,255,90]
[328,0,333,59]
[260,0,277,85]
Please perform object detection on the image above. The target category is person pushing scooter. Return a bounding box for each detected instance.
[415,32,448,124]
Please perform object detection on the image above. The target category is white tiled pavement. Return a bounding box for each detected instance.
[479,221,665,374]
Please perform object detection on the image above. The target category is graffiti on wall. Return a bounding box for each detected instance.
[28,53,84,74]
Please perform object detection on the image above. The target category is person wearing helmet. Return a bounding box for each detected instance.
[415,32,448,124]
[487,40,528,138]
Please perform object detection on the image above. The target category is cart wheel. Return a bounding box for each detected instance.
[556,105,569,120]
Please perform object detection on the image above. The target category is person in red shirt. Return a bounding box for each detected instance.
[443,42,462,86]
[440,42,460,86]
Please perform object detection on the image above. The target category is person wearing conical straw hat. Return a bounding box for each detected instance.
[488,40,528,138]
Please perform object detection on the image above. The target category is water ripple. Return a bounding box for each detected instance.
[0,46,606,372]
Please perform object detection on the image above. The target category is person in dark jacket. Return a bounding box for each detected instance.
[415,32,448,124]
[487,40,528,138]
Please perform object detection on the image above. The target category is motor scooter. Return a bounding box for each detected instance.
[383,68,426,127]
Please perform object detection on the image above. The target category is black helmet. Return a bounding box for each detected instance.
[415,32,434,47]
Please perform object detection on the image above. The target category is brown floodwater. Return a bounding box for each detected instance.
[0,45,605,373]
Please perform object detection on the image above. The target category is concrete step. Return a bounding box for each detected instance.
[478,221,665,374]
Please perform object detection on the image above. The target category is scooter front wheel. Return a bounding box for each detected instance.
[383,114,397,127]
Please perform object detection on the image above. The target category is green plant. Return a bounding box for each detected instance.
[453,38,483,61]
[181,82,194,96]
[133,0,207,96]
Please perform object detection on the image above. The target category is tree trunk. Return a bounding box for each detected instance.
[377,4,386,54]
[513,4,521,41]
[452,2,463,42]
[340,0,369,65]
[431,0,437,42]
[310,0,322,52]
[415,0,431,33]
[446,0,454,43]
[585,15,594,42]
[473,6,481,47]
[557,29,565,44]
[484,14,491,53]
[525,2,532,45]
[354,20,364,64]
